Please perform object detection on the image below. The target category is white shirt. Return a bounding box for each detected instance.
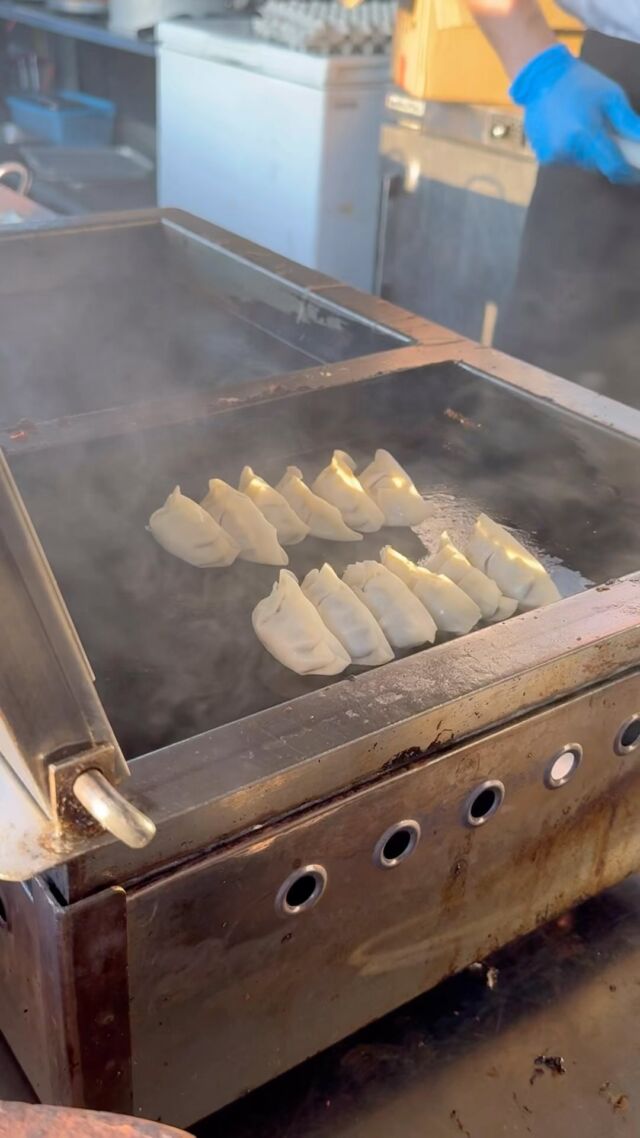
[561,1,640,42]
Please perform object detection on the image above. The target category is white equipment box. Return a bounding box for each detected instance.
[157,19,389,290]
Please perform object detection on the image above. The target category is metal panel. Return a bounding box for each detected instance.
[189,877,640,1138]
[0,877,132,1112]
[127,673,640,1128]
[0,450,126,820]
[0,210,406,429]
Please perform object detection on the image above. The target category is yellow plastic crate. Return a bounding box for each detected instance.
[393,0,583,106]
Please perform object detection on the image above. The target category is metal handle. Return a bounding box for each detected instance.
[0,162,32,196]
[73,769,156,849]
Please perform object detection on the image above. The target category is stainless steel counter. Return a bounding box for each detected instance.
[0,2,156,56]
[3,877,640,1135]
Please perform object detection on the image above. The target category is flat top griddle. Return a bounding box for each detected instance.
[9,361,640,762]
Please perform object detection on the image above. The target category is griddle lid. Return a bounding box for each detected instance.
[0,448,155,881]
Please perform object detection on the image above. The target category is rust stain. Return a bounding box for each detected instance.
[449,1109,472,1136]
[381,745,424,773]
[599,1082,630,1114]
[0,1102,188,1137]
[534,1055,566,1077]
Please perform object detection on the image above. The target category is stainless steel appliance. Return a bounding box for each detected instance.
[378,92,537,342]
[0,209,639,1131]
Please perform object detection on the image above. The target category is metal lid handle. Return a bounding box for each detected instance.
[73,769,156,849]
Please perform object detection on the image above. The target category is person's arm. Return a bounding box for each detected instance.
[466,0,556,78]
[467,0,640,182]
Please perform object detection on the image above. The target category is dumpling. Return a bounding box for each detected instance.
[312,450,385,534]
[253,569,351,676]
[358,449,430,527]
[467,513,562,610]
[148,486,239,568]
[343,561,437,650]
[380,546,481,635]
[302,563,394,667]
[426,532,518,622]
[201,478,288,566]
[238,466,309,546]
[276,466,362,542]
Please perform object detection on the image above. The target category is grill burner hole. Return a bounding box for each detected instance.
[616,715,640,755]
[465,781,505,828]
[471,789,497,819]
[0,895,7,930]
[276,866,327,916]
[384,830,412,861]
[374,820,422,869]
[287,875,317,909]
[545,745,583,789]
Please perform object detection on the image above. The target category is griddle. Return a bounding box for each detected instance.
[10,362,638,760]
[1,210,639,1131]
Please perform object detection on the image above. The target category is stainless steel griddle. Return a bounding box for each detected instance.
[0,210,639,1130]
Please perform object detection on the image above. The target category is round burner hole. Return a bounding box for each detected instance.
[545,744,583,789]
[276,866,327,917]
[615,715,640,756]
[374,820,421,869]
[464,781,505,828]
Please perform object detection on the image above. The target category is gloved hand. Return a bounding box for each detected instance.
[511,43,640,183]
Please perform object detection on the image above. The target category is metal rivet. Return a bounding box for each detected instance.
[373,820,421,869]
[615,715,640,756]
[275,865,327,917]
[464,781,505,828]
[544,744,583,789]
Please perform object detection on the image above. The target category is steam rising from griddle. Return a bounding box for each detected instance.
[8,362,632,762]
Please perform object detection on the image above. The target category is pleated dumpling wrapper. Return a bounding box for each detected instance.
[239,466,309,546]
[148,486,239,568]
[201,479,288,566]
[312,450,385,534]
[380,546,481,635]
[343,561,437,650]
[426,532,517,622]
[358,449,430,527]
[467,513,562,610]
[276,466,362,542]
[302,563,394,667]
[253,569,351,676]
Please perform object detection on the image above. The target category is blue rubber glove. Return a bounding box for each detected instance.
[511,44,640,183]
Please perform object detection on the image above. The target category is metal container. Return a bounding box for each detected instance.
[0,210,639,1130]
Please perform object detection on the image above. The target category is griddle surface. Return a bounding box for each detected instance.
[10,363,640,760]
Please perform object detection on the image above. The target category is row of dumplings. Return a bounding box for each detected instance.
[253,519,562,676]
[148,449,430,568]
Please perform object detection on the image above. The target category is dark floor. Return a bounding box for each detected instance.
[3,878,639,1137]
